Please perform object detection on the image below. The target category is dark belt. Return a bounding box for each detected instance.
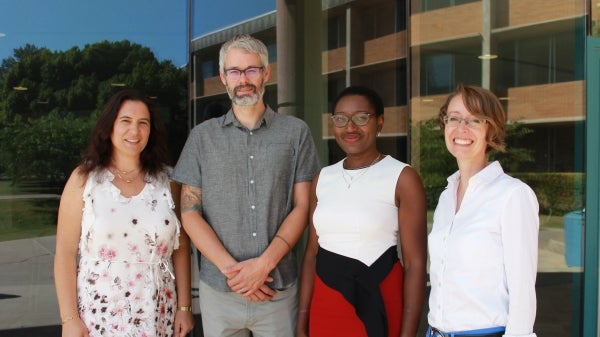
[428,326,505,337]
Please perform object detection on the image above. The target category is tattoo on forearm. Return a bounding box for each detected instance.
[181,185,202,213]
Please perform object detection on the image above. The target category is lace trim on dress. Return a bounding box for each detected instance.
[80,167,181,252]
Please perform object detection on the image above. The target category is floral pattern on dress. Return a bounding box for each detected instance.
[77,169,181,337]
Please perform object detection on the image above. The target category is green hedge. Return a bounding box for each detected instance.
[513,172,585,216]
[423,174,448,210]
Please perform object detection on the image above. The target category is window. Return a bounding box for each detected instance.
[418,0,479,12]
[498,31,580,88]
[201,59,218,78]
[327,13,346,49]
[0,3,188,334]
[420,50,481,95]
[359,3,396,40]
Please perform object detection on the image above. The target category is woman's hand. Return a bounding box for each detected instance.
[173,310,195,337]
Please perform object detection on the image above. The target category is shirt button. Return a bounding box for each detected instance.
[250,180,254,184]
[251,205,256,210]
[252,232,257,237]
[249,131,253,135]
[250,155,254,159]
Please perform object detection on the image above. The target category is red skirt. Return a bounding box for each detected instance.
[309,260,404,337]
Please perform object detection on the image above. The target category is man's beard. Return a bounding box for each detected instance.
[228,84,264,106]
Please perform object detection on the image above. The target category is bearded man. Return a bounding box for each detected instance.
[172,34,321,337]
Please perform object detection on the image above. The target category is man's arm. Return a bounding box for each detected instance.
[224,181,311,297]
[180,184,238,275]
[182,184,276,301]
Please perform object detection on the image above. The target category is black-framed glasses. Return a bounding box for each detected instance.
[442,115,487,129]
[224,66,264,81]
[330,112,374,128]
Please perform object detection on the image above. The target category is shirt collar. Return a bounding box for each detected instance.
[447,160,504,186]
[221,105,276,130]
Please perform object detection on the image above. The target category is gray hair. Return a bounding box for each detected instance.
[219,34,269,73]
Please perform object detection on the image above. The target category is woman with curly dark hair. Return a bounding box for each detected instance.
[54,89,194,337]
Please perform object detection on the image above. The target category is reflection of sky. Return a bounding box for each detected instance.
[0,0,274,67]
[193,0,274,38]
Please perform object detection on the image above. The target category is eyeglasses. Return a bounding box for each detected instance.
[224,66,264,81]
[442,115,487,129]
[330,112,374,128]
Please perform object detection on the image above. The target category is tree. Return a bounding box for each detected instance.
[417,118,455,209]
[0,112,94,186]
[0,40,187,187]
[489,121,535,172]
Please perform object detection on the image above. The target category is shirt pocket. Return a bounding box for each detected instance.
[264,142,295,181]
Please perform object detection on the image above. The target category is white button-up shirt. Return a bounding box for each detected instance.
[428,161,539,337]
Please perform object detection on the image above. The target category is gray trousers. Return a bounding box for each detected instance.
[198,280,298,337]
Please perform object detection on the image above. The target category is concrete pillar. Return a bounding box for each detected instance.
[276,0,297,116]
[276,0,326,161]
[481,0,493,89]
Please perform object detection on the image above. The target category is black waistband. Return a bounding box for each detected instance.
[316,246,398,337]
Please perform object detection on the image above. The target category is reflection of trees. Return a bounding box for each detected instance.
[0,111,93,189]
[0,41,187,188]
[418,119,456,209]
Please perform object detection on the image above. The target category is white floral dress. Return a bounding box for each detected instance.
[76,169,181,337]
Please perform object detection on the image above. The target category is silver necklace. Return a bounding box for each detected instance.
[341,153,381,189]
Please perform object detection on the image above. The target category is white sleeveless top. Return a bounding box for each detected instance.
[313,155,408,266]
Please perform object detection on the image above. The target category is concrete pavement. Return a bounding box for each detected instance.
[0,226,583,334]
[0,236,58,330]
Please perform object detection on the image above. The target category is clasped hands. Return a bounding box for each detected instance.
[222,257,276,302]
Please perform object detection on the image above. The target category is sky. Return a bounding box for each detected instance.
[0,0,275,68]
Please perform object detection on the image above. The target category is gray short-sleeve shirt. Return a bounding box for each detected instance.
[172,106,321,291]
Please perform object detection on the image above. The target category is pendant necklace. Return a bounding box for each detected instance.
[341,153,382,189]
[111,166,140,183]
